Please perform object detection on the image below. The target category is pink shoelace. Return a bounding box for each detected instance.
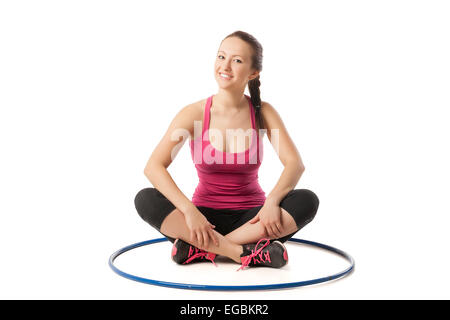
[183,245,217,267]
[237,238,271,271]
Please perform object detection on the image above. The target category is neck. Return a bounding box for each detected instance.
[213,88,247,113]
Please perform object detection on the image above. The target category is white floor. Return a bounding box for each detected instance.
[111,239,352,289]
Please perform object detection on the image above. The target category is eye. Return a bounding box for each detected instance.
[217,55,242,63]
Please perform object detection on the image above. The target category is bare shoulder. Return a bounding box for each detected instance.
[182,98,206,118]
[171,98,205,137]
[260,100,282,126]
[260,100,275,113]
[178,98,204,118]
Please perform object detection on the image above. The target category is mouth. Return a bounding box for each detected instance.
[219,72,233,80]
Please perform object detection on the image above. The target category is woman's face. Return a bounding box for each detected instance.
[214,37,259,90]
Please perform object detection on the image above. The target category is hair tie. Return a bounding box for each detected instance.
[255,105,261,109]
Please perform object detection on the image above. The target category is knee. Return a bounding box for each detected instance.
[134,187,158,220]
[298,188,319,217]
[134,187,177,231]
[302,189,319,209]
[285,189,320,226]
[134,187,154,209]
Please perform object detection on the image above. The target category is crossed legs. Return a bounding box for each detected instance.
[160,207,298,263]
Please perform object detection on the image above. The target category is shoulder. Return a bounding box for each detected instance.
[170,98,206,137]
[260,100,275,114]
[260,100,281,123]
[259,100,290,135]
[178,98,205,117]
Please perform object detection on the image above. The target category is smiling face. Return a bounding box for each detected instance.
[214,36,260,90]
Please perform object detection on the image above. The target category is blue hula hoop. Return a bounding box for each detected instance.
[108,237,355,291]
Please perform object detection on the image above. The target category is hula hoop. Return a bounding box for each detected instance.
[108,237,355,291]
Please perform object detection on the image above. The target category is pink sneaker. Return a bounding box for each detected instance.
[171,239,217,266]
[237,238,288,271]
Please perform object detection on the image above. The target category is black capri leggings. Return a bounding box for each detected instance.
[134,188,319,244]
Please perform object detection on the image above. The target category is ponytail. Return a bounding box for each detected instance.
[248,75,264,131]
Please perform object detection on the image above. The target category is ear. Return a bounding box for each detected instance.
[248,70,260,81]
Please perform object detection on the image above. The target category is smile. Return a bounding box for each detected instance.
[220,73,233,79]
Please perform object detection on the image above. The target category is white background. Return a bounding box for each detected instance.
[1,0,449,299]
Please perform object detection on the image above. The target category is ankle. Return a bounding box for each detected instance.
[232,245,244,263]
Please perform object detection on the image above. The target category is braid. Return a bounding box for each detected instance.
[222,30,264,130]
[248,75,264,131]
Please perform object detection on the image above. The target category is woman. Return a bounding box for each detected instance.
[134,31,319,270]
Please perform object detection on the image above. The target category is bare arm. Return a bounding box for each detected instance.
[261,101,306,205]
[248,101,306,238]
[143,104,197,215]
[143,102,219,247]
[145,162,197,215]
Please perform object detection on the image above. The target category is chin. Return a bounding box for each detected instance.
[216,77,236,89]
[217,82,232,89]
[216,82,230,89]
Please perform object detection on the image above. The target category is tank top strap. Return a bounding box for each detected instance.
[203,95,213,137]
[245,94,256,131]
[246,95,261,162]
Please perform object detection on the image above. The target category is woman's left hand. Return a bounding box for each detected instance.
[249,201,284,239]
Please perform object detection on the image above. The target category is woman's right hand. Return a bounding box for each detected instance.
[184,209,219,249]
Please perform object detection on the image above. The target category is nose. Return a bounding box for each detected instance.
[221,58,232,71]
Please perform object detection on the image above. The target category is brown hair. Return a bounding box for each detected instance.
[222,31,265,131]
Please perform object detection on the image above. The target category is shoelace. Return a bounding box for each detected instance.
[237,238,271,271]
[183,245,217,267]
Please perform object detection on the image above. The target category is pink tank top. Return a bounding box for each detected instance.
[189,94,266,209]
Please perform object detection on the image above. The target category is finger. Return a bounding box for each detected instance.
[208,229,219,247]
[213,231,220,247]
[269,222,280,238]
[207,225,218,246]
[269,224,279,239]
[260,222,270,238]
[202,230,209,249]
[264,225,273,239]
[208,226,219,246]
[249,215,260,224]
[275,222,283,237]
[196,231,203,247]
[260,221,271,238]
[275,222,283,236]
